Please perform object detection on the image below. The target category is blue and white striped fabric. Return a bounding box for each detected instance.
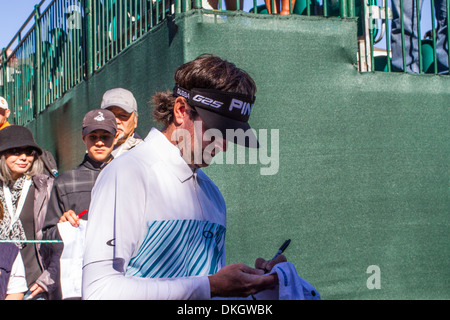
[126,219,226,278]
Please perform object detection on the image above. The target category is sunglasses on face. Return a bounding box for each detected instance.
[6,147,38,157]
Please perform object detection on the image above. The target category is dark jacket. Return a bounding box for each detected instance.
[43,154,107,235]
[29,174,54,296]
[0,243,19,300]
[41,154,108,299]
[0,172,53,298]
[15,174,54,294]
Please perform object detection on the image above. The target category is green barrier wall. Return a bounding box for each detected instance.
[27,10,449,299]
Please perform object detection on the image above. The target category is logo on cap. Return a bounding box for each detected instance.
[193,94,224,109]
[176,87,190,100]
[229,98,253,116]
[94,111,105,122]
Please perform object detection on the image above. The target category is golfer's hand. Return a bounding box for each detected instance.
[255,254,287,273]
[208,263,278,298]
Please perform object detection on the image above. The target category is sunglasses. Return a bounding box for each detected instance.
[6,147,38,157]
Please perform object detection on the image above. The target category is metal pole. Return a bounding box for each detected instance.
[85,0,94,77]
[385,0,391,72]
[431,0,438,73]
[34,4,41,117]
[447,0,450,72]
[400,0,407,72]
[340,0,348,18]
[347,0,355,17]
[1,49,6,97]
[417,0,422,73]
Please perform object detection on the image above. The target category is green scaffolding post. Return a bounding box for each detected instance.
[1,49,5,97]
[84,0,94,77]
[34,4,41,118]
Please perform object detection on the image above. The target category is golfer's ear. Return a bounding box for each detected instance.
[173,96,188,126]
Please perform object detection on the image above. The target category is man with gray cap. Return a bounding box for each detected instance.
[100,88,142,157]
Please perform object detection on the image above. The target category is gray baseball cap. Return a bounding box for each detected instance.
[100,88,137,114]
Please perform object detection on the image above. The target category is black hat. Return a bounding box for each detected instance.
[0,125,43,155]
[173,85,259,148]
[82,109,117,136]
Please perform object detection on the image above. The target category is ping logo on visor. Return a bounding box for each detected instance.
[173,85,255,122]
[229,98,253,116]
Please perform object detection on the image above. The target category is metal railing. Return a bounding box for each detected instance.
[360,0,449,73]
[0,1,448,125]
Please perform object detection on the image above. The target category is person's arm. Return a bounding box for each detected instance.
[42,179,66,239]
[5,252,28,300]
[82,160,212,299]
[40,178,65,297]
[83,259,211,299]
[82,158,278,300]
[4,293,24,300]
[83,259,278,300]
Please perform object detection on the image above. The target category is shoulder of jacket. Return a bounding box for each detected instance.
[33,174,54,190]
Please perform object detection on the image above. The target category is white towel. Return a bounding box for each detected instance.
[214,262,320,300]
[253,262,320,300]
[57,220,87,300]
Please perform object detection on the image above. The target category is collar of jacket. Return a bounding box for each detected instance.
[0,121,11,130]
[81,153,111,171]
[32,173,52,191]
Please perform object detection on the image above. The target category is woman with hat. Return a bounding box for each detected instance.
[0,125,54,299]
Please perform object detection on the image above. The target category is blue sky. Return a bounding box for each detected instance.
[0,0,44,49]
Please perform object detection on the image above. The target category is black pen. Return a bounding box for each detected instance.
[270,239,291,261]
[264,239,291,274]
